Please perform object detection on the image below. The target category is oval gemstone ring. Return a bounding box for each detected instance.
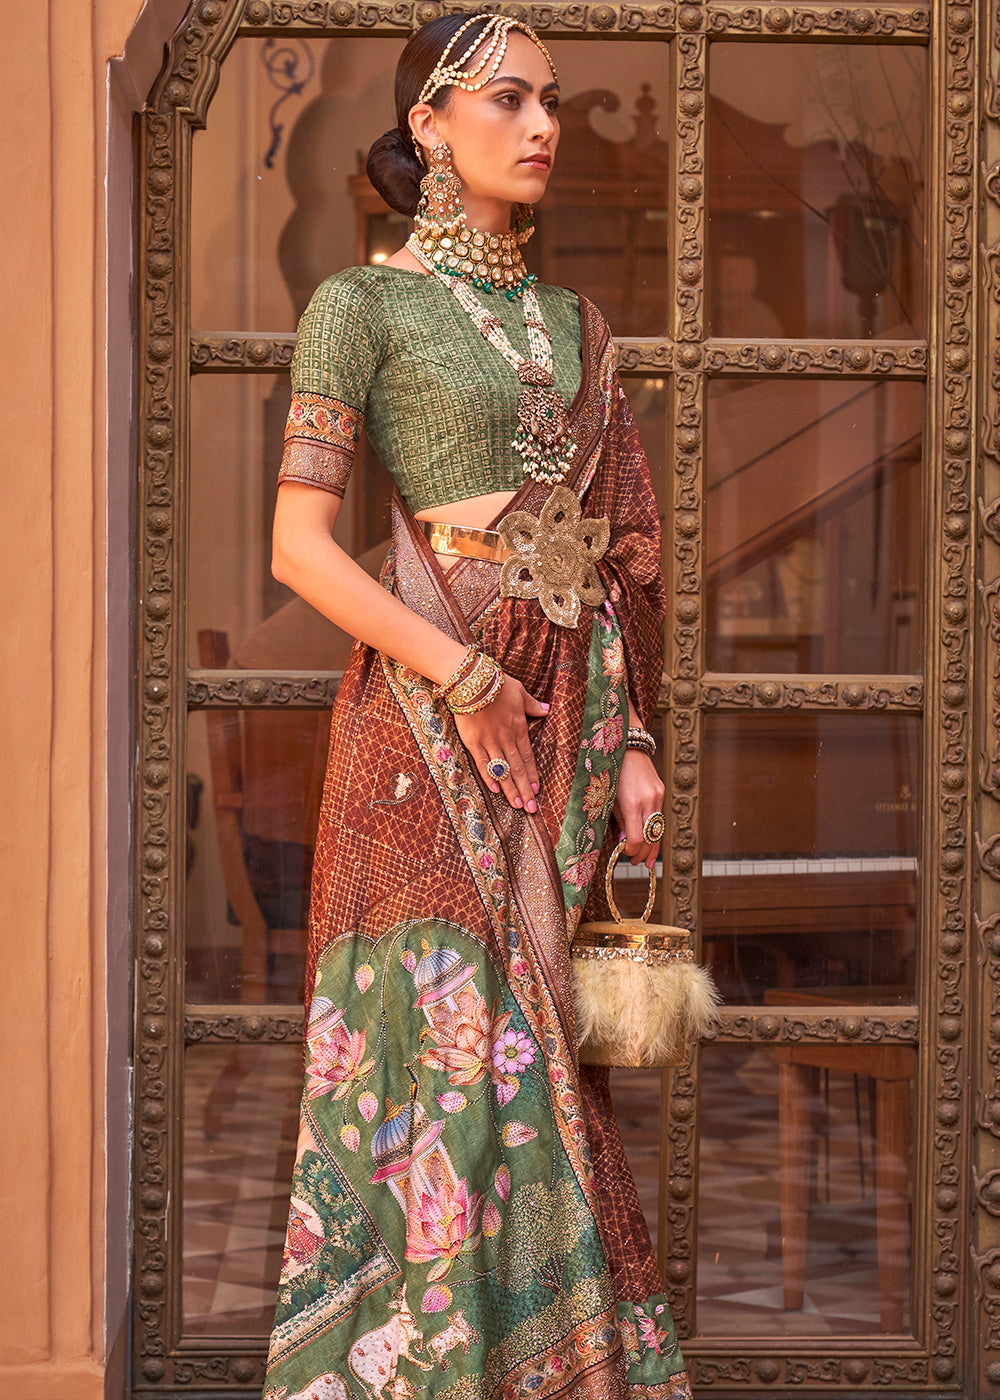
[487,757,511,782]
[642,811,665,843]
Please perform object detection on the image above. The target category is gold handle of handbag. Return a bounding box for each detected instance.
[603,836,656,924]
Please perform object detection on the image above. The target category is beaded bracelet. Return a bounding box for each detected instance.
[626,725,656,757]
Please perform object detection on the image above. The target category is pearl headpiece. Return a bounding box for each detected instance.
[417,13,558,106]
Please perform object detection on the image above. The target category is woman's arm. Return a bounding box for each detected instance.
[272,480,546,812]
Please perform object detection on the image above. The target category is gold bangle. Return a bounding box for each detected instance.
[446,655,504,714]
[447,652,494,709]
[433,645,478,701]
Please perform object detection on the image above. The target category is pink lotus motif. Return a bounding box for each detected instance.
[496,1079,519,1108]
[482,1200,502,1238]
[340,1123,360,1153]
[404,1177,484,1277]
[590,714,624,755]
[562,851,599,892]
[602,635,625,681]
[636,1308,672,1353]
[306,1025,374,1100]
[421,1284,453,1313]
[492,1028,535,1076]
[420,994,512,1087]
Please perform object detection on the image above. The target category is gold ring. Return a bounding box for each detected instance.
[642,812,665,844]
[487,757,511,782]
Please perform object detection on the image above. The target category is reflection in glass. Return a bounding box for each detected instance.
[191,37,405,331]
[192,36,670,338]
[708,44,925,339]
[624,376,669,519]
[706,378,923,674]
[184,1043,300,1335]
[698,1043,913,1336]
[701,714,919,1001]
[541,42,670,335]
[189,373,390,666]
[186,709,327,1004]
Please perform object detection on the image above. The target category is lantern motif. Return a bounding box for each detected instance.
[369,1096,459,1216]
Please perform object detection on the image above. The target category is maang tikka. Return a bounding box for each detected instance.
[410,143,535,298]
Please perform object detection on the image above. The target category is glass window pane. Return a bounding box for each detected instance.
[541,41,670,336]
[625,374,669,517]
[191,36,670,337]
[184,1042,300,1336]
[706,378,923,674]
[701,713,919,1002]
[189,373,390,667]
[191,37,406,332]
[708,44,925,340]
[186,709,325,1004]
[698,1043,914,1336]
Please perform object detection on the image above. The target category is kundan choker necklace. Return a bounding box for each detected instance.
[406,223,535,298]
[408,239,578,485]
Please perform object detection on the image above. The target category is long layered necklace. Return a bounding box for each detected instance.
[407,236,578,486]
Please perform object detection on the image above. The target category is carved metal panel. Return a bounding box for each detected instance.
[134,0,991,1393]
[975,4,1000,1393]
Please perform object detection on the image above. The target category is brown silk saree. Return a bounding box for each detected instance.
[264,299,692,1400]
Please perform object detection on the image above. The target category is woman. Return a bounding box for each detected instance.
[263,15,692,1400]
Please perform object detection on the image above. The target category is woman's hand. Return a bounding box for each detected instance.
[453,675,549,814]
[613,748,665,869]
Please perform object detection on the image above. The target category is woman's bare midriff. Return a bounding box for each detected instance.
[415,488,518,571]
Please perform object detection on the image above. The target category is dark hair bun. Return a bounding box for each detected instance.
[366,128,422,217]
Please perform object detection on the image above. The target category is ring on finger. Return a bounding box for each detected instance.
[642,811,665,843]
[487,757,511,782]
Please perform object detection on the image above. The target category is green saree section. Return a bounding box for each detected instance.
[552,610,689,1394]
[265,921,616,1400]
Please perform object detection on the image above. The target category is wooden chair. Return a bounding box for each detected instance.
[764,987,914,1332]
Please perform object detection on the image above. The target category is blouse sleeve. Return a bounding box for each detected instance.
[277,270,388,498]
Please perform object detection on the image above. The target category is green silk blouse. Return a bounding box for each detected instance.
[278,264,583,514]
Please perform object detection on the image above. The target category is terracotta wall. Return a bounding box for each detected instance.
[0,4,185,1397]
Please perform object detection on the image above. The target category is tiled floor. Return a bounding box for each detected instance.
[183,1041,910,1341]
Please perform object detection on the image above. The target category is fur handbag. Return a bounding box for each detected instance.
[571,840,720,1067]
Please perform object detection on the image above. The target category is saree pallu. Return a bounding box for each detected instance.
[264,299,692,1400]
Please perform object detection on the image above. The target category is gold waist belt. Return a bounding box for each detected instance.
[425,521,512,564]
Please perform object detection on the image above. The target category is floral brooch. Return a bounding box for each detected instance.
[497,485,610,628]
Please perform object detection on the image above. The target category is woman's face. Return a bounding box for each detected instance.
[411,30,560,229]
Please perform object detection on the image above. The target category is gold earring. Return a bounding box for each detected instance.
[415,144,465,232]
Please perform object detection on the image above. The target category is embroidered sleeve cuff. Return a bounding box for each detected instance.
[277,441,353,497]
[278,392,364,497]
